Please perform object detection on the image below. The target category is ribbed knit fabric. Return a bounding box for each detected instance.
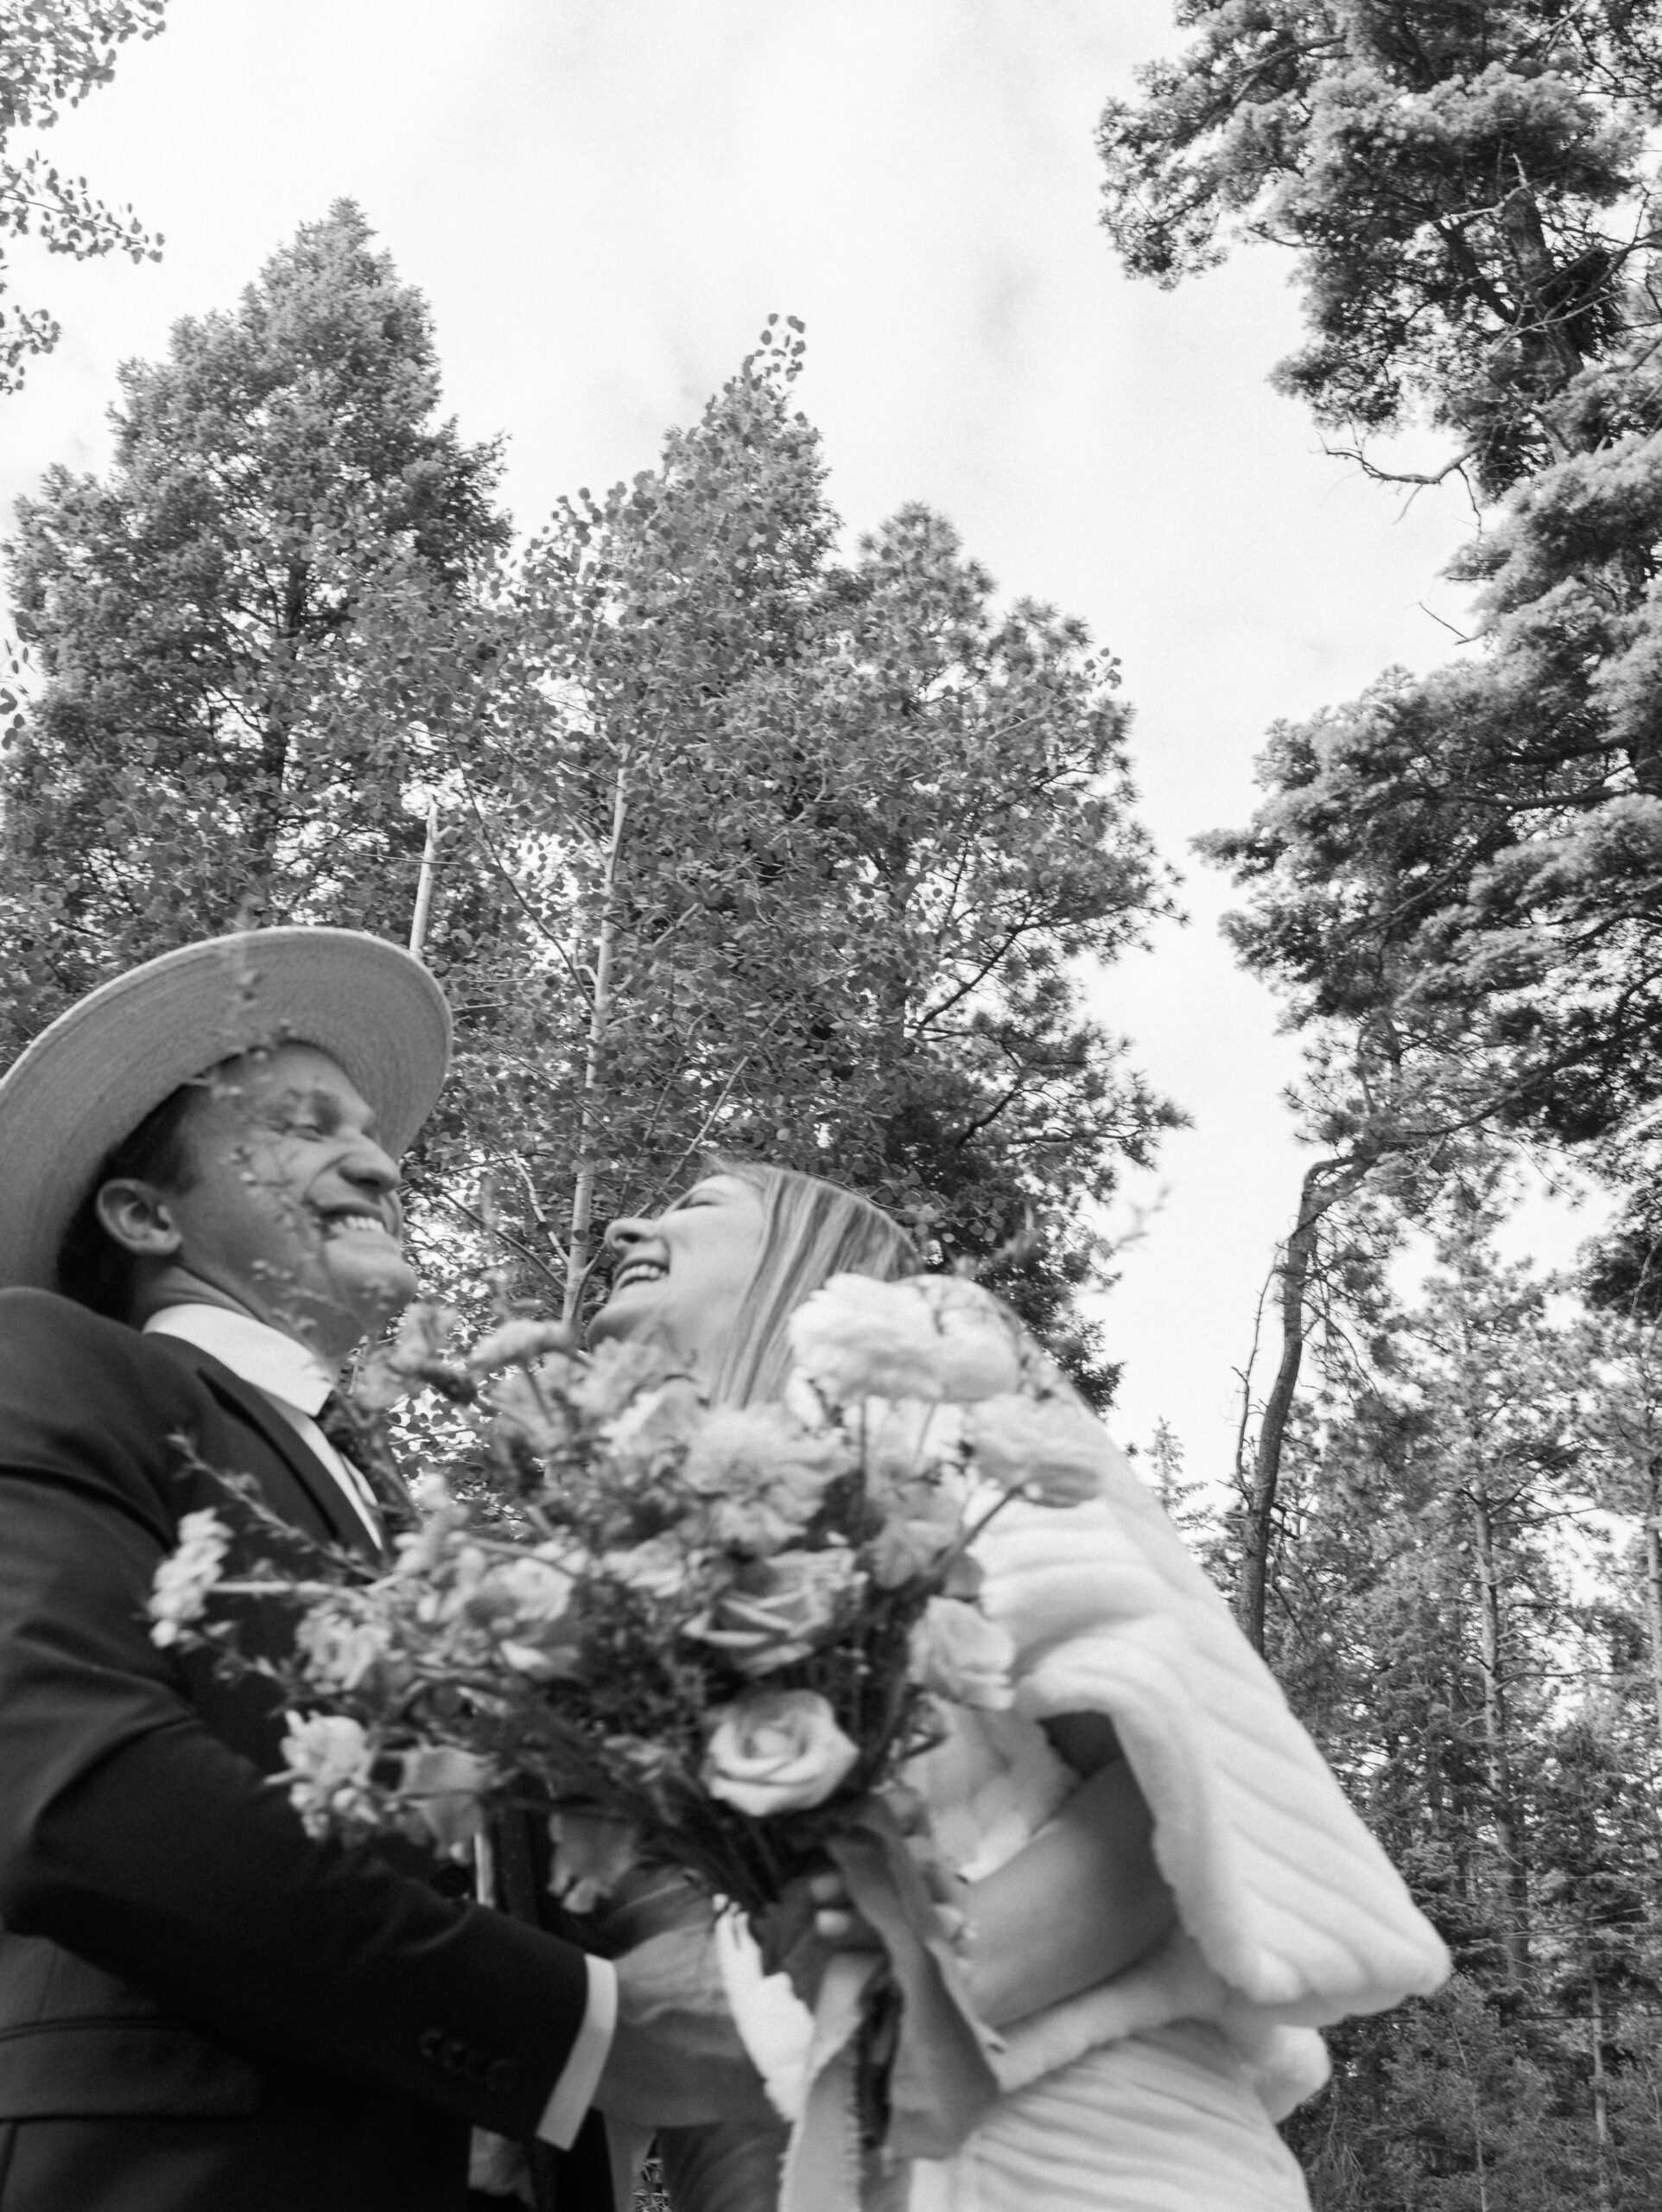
[907,2025,1310,2212]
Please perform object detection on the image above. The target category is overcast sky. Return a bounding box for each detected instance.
[3,0,1547,1479]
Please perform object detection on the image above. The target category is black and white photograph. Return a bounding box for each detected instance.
[0,7,1657,2209]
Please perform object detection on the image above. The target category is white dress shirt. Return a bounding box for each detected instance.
[143,1300,617,2150]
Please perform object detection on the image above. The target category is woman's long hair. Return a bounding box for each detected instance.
[702,1163,918,1408]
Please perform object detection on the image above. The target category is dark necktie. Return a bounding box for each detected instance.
[316,1391,415,1531]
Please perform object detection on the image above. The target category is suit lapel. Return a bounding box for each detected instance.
[155,1339,383,1562]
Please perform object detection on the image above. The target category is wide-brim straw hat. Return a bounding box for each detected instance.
[0,928,453,1294]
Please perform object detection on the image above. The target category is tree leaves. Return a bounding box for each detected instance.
[0,1,167,392]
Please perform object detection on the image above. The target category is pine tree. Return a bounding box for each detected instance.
[1253,1182,1662,2206]
[1103,0,1662,1580]
[418,327,1177,1389]
[2,267,1175,1394]
[1,200,510,1044]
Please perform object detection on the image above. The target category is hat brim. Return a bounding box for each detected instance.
[0,928,453,1294]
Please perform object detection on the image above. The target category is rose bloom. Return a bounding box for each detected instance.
[485,1554,577,1627]
[703,1689,860,1816]
[910,1596,1017,1710]
[788,1274,1021,1406]
[468,1551,583,1679]
[401,1744,492,1858]
[686,1548,862,1674]
[965,1393,1113,1507]
[602,1533,695,1601]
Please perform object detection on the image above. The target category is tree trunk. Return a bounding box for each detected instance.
[250,556,311,879]
[1645,1455,1662,1756]
[1499,188,1586,391]
[1237,1154,1367,1652]
[1470,1488,1531,1980]
[562,755,630,1324]
[1449,2018,1491,2212]
[1589,1960,1612,2212]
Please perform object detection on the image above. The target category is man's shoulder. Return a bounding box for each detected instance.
[0,1286,128,1338]
[0,1287,136,1363]
[0,1289,206,1421]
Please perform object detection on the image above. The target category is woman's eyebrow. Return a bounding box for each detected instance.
[669,1181,724,1211]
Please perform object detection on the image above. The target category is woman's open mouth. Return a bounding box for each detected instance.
[609,1257,667,1297]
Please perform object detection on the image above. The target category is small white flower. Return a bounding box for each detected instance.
[280,1712,377,1837]
[148,1510,232,1648]
[295,1599,391,1692]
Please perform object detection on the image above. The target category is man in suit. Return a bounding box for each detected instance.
[0,929,751,2212]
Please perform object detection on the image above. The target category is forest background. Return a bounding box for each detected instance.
[6,3,1661,2206]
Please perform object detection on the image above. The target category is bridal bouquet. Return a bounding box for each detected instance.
[150,1271,1115,2192]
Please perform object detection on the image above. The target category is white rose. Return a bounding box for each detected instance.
[703,1690,860,1816]
[602,1534,694,1600]
[965,1394,1113,1507]
[684,1549,862,1674]
[788,1274,1021,1405]
[909,1597,1016,1710]
[486,1554,577,1626]
[401,1744,492,1857]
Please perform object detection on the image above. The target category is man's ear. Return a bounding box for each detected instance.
[94,1179,185,1261]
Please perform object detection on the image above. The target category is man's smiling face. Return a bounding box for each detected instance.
[140,1041,416,1361]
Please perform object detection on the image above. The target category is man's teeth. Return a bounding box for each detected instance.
[328,1215,392,1238]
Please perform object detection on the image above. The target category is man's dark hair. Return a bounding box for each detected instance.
[56,1084,200,1319]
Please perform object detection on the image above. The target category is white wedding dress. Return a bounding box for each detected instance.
[682,1446,1449,2212]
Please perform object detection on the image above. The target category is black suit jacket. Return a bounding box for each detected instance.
[0,1290,599,2212]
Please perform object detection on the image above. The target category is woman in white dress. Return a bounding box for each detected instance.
[589,1163,1449,2211]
